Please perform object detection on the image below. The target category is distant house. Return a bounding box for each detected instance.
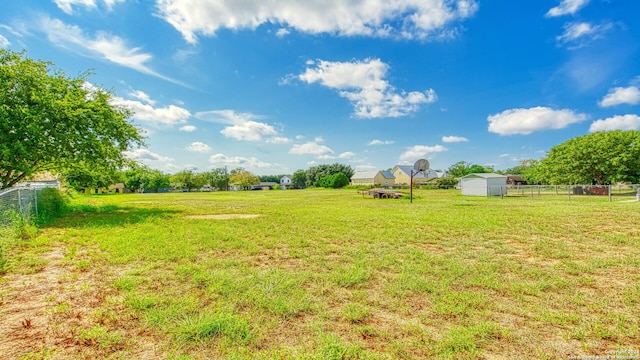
[506,175,527,185]
[257,182,277,190]
[280,175,292,189]
[460,173,507,196]
[109,183,131,194]
[392,165,441,185]
[350,171,395,187]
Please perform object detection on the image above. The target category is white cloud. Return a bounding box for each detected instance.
[179,125,197,132]
[589,114,640,132]
[339,151,356,159]
[266,136,291,144]
[442,135,468,143]
[208,153,271,168]
[38,16,183,85]
[299,58,437,118]
[556,22,612,48]
[220,121,277,141]
[368,139,394,145]
[399,145,447,163]
[186,142,212,153]
[487,106,587,135]
[599,86,640,107]
[111,96,191,127]
[546,0,589,17]
[0,34,9,47]
[289,140,334,156]
[128,90,156,105]
[276,28,290,37]
[156,0,479,44]
[499,153,510,158]
[123,148,174,162]
[196,109,279,141]
[54,0,124,14]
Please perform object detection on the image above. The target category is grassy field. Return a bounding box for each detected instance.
[1,189,639,359]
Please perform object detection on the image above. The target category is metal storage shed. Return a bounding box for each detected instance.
[460,173,507,196]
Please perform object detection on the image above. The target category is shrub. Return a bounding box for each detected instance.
[36,188,69,225]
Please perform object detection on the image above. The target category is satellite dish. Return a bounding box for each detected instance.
[414,159,430,172]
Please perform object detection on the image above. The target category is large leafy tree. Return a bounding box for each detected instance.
[306,163,354,187]
[291,170,307,189]
[229,168,259,190]
[123,165,169,192]
[203,168,229,190]
[170,170,207,191]
[0,50,143,190]
[537,130,640,184]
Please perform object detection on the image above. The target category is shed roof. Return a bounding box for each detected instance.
[460,173,507,179]
[379,170,395,179]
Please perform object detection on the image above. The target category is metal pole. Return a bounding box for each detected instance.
[410,170,414,204]
[608,184,612,202]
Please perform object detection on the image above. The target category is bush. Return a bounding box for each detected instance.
[315,172,350,189]
[36,188,69,225]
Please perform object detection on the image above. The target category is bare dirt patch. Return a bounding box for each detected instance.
[183,214,263,219]
[0,244,165,359]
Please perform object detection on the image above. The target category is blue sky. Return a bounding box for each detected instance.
[2,0,639,175]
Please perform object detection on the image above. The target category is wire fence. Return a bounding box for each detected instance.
[0,183,59,227]
[488,184,640,201]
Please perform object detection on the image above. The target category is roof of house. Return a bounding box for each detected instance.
[351,171,378,179]
[379,170,395,179]
[393,165,428,178]
[460,173,507,179]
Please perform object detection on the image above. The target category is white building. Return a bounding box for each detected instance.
[280,175,292,189]
[460,173,507,196]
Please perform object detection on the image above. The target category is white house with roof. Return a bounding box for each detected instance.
[280,175,292,189]
[459,173,507,196]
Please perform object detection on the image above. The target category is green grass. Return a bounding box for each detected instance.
[2,189,640,358]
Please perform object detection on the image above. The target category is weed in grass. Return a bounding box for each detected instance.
[332,262,372,288]
[437,323,501,357]
[114,276,139,291]
[342,302,370,324]
[77,325,125,349]
[175,311,250,344]
[433,291,487,318]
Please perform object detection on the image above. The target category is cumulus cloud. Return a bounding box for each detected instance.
[399,145,447,163]
[123,148,174,162]
[54,0,124,14]
[556,22,612,48]
[442,135,468,143]
[339,152,356,159]
[289,139,334,156]
[589,114,640,132]
[38,16,183,85]
[487,106,587,135]
[599,86,640,107]
[156,0,479,44]
[195,109,280,141]
[546,0,589,17]
[179,125,197,132]
[186,142,212,153]
[208,153,271,168]
[298,58,437,118]
[368,139,394,145]
[111,96,191,127]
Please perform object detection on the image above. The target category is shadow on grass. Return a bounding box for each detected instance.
[45,204,182,229]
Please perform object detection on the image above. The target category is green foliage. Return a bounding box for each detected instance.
[501,159,541,184]
[123,165,170,192]
[228,168,259,190]
[291,170,307,188]
[36,188,69,225]
[203,167,229,190]
[315,172,350,188]
[62,164,119,192]
[259,174,282,182]
[170,170,207,191]
[431,176,459,188]
[306,163,354,187]
[176,311,250,344]
[0,49,144,190]
[537,130,640,184]
[448,161,493,177]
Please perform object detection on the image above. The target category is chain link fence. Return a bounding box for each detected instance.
[488,184,640,201]
[0,183,59,227]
